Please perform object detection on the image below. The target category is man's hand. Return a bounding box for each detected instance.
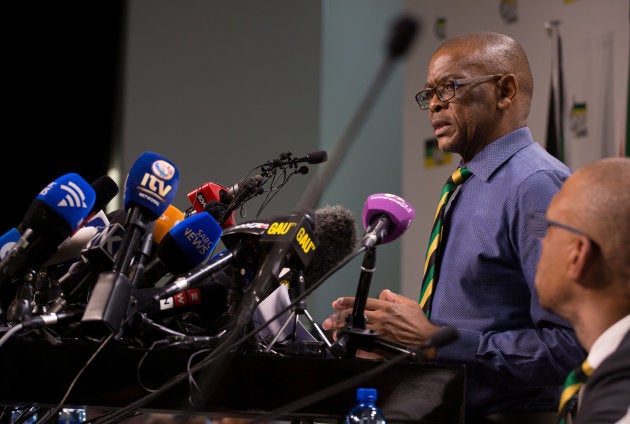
[322,289,443,359]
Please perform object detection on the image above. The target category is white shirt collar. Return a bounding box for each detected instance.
[587,314,630,368]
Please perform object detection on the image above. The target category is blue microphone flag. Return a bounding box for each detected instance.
[0,228,21,260]
[168,211,222,265]
[124,151,179,220]
[36,172,96,231]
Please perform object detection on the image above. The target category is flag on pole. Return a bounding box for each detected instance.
[545,21,565,163]
[626,51,629,157]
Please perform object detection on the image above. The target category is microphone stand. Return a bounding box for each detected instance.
[330,246,419,360]
[263,271,331,355]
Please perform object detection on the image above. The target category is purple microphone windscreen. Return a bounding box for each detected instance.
[362,193,415,244]
[124,151,179,220]
[161,211,222,270]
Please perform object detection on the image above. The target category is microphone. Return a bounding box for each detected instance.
[47,222,125,314]
[354,193,415,325]
[426,326,459,349]
[0,228,21,260]
[131,269,232,333]
[152,204,185,245]
[80,175,119,229]
[232,211,318,331]
[21,308,86,330]
[0,173,96,288]
[386,14,419,60]
[330,194,415,358]
[186,182,237,228]
[220,175,266,204]
[153,219,273,301]
[136,211,222,288]
[42,211,111,267]
[282,205,358,293]
[260,205,357,351]
[266,150,328,168]
[294,16,420,212]
[154,210,318,328]
[360,193,415,248]
[5,281,34,324]
[81,151,179,337]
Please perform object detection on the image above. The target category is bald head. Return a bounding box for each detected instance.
[435,31,534,114]
[553,157,630,281]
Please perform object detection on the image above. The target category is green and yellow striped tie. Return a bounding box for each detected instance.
[557,359,593,424]
[419,166,472,316]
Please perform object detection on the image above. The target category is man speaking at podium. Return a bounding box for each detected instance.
[323,32,585,424]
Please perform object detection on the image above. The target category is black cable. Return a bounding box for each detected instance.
[34,332,115,424]
[87,247,366,424]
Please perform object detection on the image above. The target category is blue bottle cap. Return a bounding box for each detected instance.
[357,388,377,402]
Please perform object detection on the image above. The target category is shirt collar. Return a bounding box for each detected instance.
[588,314,630,368]
[465,127,534,182]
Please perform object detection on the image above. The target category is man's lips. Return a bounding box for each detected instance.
[432,120,449,136]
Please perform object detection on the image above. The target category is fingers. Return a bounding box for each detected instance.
[378,289,415,305]
[322,310,350,331]
[331,297,354,310]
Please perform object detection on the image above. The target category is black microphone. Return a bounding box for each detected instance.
[152,218,273,302]
[47,223,125,314]
[254,205,358,351]
[158,212,318,333]
[267,150,328,167]
[42,212,110,268]
[281,204,358,294]
[21,308,86,330]
[387,14,419,60]
[132,269,232,331]
[294,17,420,213]
[80,175,119,228]
[81,152,179,337]
[232,211,318,331]
[220,175,266,204]
[5,281,34,324]
[218,176,266,224]
[426,326,459,349]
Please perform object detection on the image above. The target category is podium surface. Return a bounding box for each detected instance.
[0,338,465,423]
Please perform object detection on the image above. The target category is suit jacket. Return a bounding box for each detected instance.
[575,328,630,423]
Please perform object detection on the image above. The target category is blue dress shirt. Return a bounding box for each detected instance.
[430,127,586,418]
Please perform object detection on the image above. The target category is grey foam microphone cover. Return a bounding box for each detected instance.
[302,204,358,287]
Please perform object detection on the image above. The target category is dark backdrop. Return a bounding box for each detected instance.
[1,1,125,231]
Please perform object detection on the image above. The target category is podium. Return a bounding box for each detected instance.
[0,338,465,423]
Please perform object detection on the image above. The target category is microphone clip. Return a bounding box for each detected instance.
[260,151,300,174]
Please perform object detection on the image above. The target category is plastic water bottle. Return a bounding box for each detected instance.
[345,387,387,424]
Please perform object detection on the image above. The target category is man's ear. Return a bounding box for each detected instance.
[567,236,597,285]
[497,74,517,109]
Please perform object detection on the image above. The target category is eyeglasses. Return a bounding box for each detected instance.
[414,74,503,110]
[526,211,598,247]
